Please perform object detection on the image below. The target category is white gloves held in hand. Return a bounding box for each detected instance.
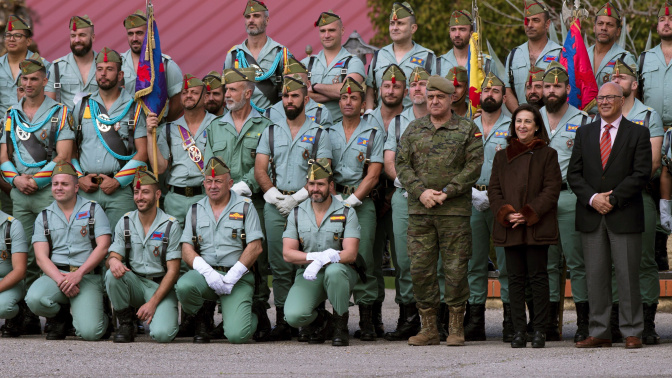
[193,256,227,295]
[471,187,490,212]
[263,187,284,206]
[661,199,672,232]
[344,194,362,207]
[303,249,341,281]
[275,188,309,216]
[231,181,252,197]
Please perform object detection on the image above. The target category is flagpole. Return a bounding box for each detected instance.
[147,1,160,207]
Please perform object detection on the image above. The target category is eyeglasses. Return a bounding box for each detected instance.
[596,95,623,103]
[4,33,26,40]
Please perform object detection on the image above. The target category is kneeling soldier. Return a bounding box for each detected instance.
[104,169,182,343]
[25,161,111,340]
[283,159,361,346]
[175,157,264,344]
[0,213,29,337]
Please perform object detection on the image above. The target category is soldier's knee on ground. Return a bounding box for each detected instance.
[285,306,313,328]
[25,290,52,317]
[150,325,178,343]
[225,324,253,344]
[76,318,108,341]
[0,302,19,319]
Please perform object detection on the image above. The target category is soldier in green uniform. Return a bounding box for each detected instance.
[283,158,361,346]
[176,157,264,344]
[122,10,184,122]
[609,59,664,345]
[329,77,384,340]
[396,75,483,346]
[365,2,436,111]
[525,66,546,109]
[639,3,672,129]
[437,10,498,78]
[105,169,182,343]
[46,16,98,109]
[71,47,148,230]
[223,0,293,111]
[203,67,273,341]
[302,11,366,123]
[0,57,75,334]
[0,212,28,337]
[588,3,636,89]
[254,75,332,340]
[265,57,334,129]
[504,0,562,112]
[203,71,226,116]
[26,161,111,340]
[445,66,470,118]
[463,72,512,342]
[147,74,218,226]
[539,62,590,342]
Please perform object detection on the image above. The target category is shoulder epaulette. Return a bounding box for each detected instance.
[227,45,238,53]
[343,203,351,208]
[53,58,61,63]
[578,110,589,116]
[317,103,323,108]
[168,216,176,222]
[8,216,14,221]
[123,211,132,217]
[161,53,172,60]
[242,197,251,203]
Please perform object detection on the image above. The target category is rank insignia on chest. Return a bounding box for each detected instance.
[357,151,365,162]
[357,137,368,146]
[474,132,483,138]
[334,60,346,68]
[76,210,90,220]
[229,212,244,220]
[566,138,574,148]
[333,234,339,241]
[40,129,47,140]
[543,55,557,63]
[603,73,611,83]
[302,149,310,160]
[153,246,160,257]
[301,135,315,144]
[150,231,164,240]
[80,225,87,237]
[494,131,508,138]
[633,120,644,126]
[606,60,616,67]
[409,56,425,66]
[566,124,579,132]
[198,235,203,243]
[0,250,7,260]
[309,116,316,122]
[330,214,346,222]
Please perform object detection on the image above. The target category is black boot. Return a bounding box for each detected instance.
[511,331,527,348]
[610,303,623,343]
[2,301,25,338]
[193,304,212,344]
[101,296,114,340]
[531,330,546,348]
[642,303,661,345]
[358,304,376,341]
[372,301,385,338]
[502,303,514,343]
[438,303,449,341]
[252,301,271,342]
[655,232,670,271]
[20,300,41,335]
[526,300,535,338]
[545,302,561,341]
[574,302,589,343]
[464,303,486,341]
[113,307,135,343]
[308,307,332,344]
[332,311,350,347]
[268,306,292,341]
[134,311,145,335]
[299,302,326,343]
[177,307,196,337]
[384,303,420,341]
[46,305,69,340]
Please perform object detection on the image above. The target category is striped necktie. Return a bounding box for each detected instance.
[600,124,613,169]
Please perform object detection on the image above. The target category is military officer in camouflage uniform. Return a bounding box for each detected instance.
[176,157,264,344]
[26,161,111,341]
[437,10,498,78]
[588,3,636,89]
[46,16,98,109]
[366,2,436,111]
[204,67,273,341]
[203,71,226,116]
[302,11,366,123]
[0,212,28,337]
[396,75,483,346]
[639,3,672,129]
[283,158,361,346]
[254,75,332,340]
[525,66,545,110]
[105,169,181,343]
[446,66,470,118]
[330,77,384,340]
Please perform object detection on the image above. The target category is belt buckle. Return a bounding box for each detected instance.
[69,266,78,273]
[93,176,104,185]
[182,139,194,150]
[185,187,193,197]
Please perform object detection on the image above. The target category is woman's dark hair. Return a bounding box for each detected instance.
[506,103,550,144]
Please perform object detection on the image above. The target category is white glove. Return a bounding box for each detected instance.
[661,199,672,232]
[193,257,227,295]
[403,190,408,198]
[231,181,252,197]
[334,194,344,202]
[303,260,324,281]
[221,261,249,295]
[471,187,490,212]
[276,188,308,216]
[291,188,309,203]
[322,248,341,263]
[344,194,362,207]
[263,187,284,206]
[393,177,403,188]
[305,252,331,265]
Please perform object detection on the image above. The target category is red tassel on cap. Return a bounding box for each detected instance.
[529,76,533,87]
[135,179,141,190]
[8,22,12,31]
[347,85,351,94]
[207,84,211,91]
[524,17,529,26]
[72,19,77,31]
[391,75,396,85]
[184,78,189,90]
[103,52,108,63]
[666,6,669,16]
[314,21,319,27]
[453,75,459,88]
[606,3,612,16]
[211,167,215,178]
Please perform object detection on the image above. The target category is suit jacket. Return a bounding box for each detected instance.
[567,118,651,233]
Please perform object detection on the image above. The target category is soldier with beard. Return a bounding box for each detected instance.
[446,66,469,118]
[640,3,672,129]
[437,10,498,78]
[539,62,590,342]
[46,16,98,109]
[525,66,545,110]
[202,71,226,116]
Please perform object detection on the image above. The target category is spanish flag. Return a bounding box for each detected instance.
[467,31,485,117]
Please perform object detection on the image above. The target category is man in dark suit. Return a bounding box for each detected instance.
[567,82,651,349]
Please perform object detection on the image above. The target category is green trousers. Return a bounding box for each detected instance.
[11,187,54,287]
[104,270,178,343]
[264,203,295,307]
[0,190,12,215]
[469,206,509,304]
[372,197,394,303]
[547,190,587,303]
[0,279,24,319]
[391,190,414,305]
[164,191,205,228]
[80,186,135,233]
[175,270,257,344]
[342,195,378,305]
[25,274,108,341]
[251,196,270,307]
[285,263,358,327]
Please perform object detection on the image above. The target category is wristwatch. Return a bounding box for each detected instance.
[442,186,448,194]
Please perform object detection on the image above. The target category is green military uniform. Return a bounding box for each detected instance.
[26,194,111,341]
[265,98,334,129]
[640,50,672,127]
[0,213,28,321]
[0,50,51,121]
[175,190,265,344]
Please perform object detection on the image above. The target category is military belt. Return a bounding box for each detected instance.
[560,183,568,191]
[279,189,296,196]
[212,265,249,276]
[172,185,203,197]
[335,183,359,196]
[135,273,164,284]
[55,264,102,275]
[474,185,488,191]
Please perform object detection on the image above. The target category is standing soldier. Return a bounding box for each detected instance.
[640,3,672,130]
[202,71,226,116]
[121,10,184,122]
[25,161,111,340]
[303,11,366,123]
[525,66,546,110]
[366,2,436,111]
[71,47,148,229]
[396,76,483,346]
[588,3,636,89]
[46,16,98,109]
[204,67,273,341]
[330,77,384,340]
[437,10,498,77]
[0,212,28,337]
[176,157,264,344]
[254,75,332,340]
[224,0,292,111]
[105,169,182,343]
[446,66,470,118]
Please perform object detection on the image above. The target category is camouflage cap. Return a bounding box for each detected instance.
[543,61,569,84]
[482,72,506,89]
[19,55,45,75]
[52,161,78,177]
[244,0,268,16]
[203,71,223,91]
[596,2,620,20]
[382,64,407,85]
[283,74,307,94]
[410,66,430,82]
[6,15,30,34]
[524,0,549,17]
[390,2,414,21]
[223,67,256,84]
[427,75,455,94]
[183,74,204,90]
[446,66,468,87]
[69,15,93,32]
[340,76,364,94]
[450,10,472,27]
[659,2,672,17]
[206,156,230,178]
[124,10,147,29]
[307,158,332,180]
[527,65,545,86]
[284,56,308,75]
[612,58,637,78]
[315,11,340,27]
[95,47,122,64]
[132,167,158,189]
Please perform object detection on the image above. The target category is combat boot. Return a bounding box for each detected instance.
[252,301,271,342]
[308,307,333,344]
[384,303,420,341]
[20,300,41,335]
[574,301,589,342]
[502,303,514,342]
[358,304,376,341]
[193,304,213,344]
[655,231,670,271]
[331,310,349,347]
[438,303,449,341]
[46,305,69,340]
[642,303,661,345]
[610,303,623,343]
[445,304,466,346]
[101,296,114,340]
[113,307,135,343]
[408,307,440,346]
[268,306,292,341]
[545,302,561,341]
[177,307,196,337]
[1,301,25,338]
[372,301,385,338]
[463,303,486,341]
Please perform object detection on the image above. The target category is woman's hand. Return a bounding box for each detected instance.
[506,212,527,228]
